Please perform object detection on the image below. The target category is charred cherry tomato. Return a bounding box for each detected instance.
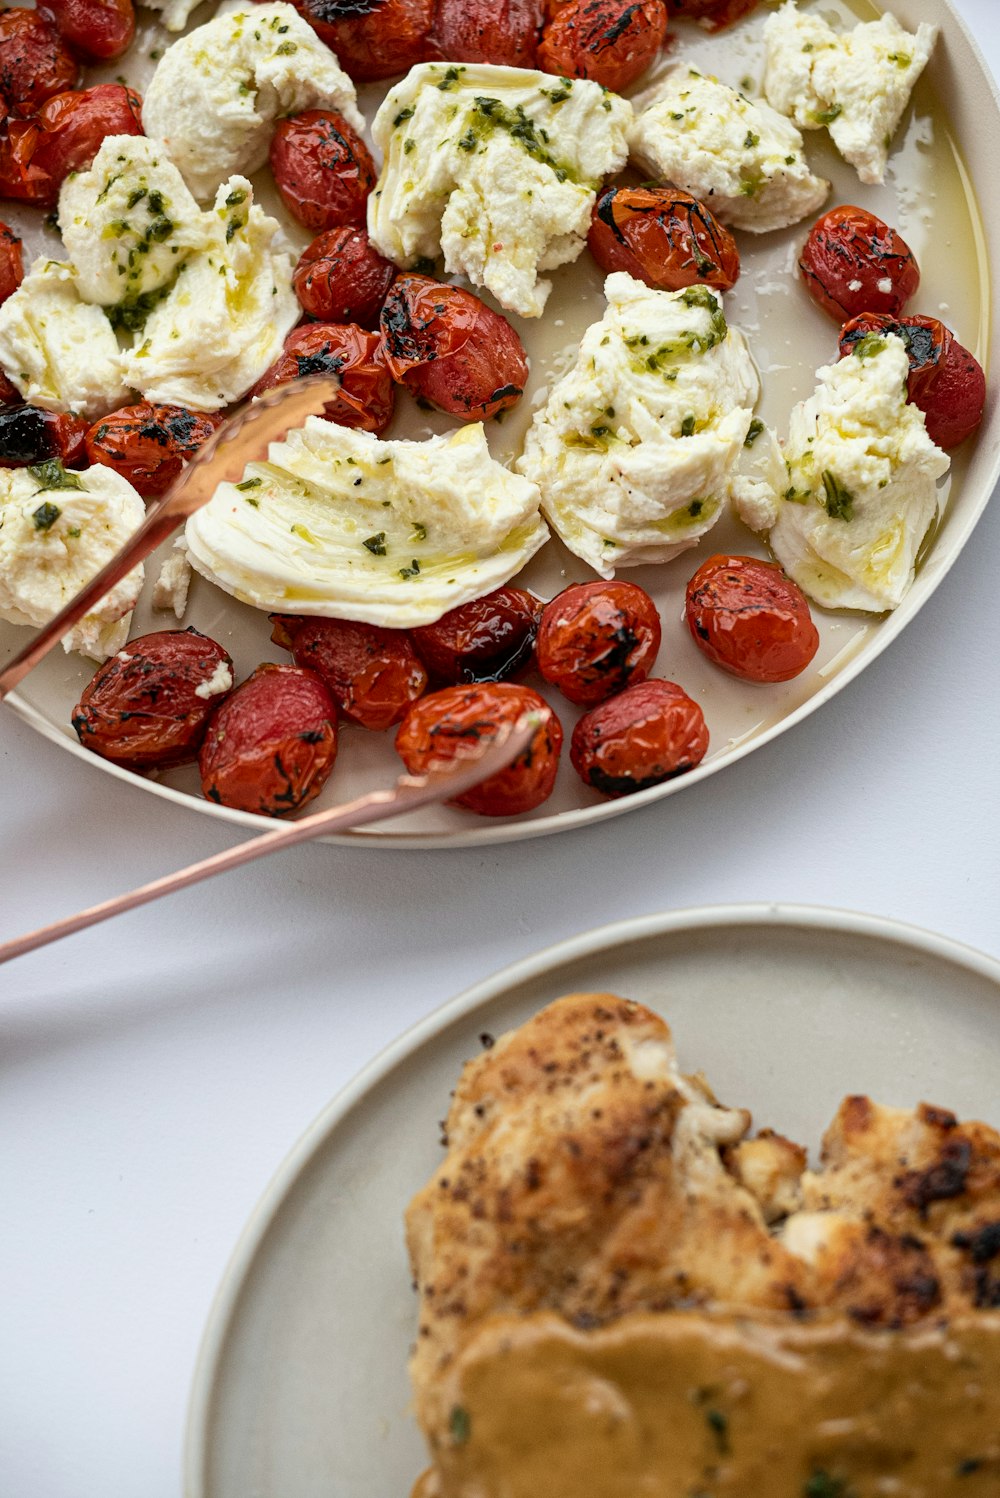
[664,0,756,27]
[839,313,986,450]
[0,223,23,306]
[799,206,920,324]
[286,0,434,81]
[429,0,544,67]
[271,614,427,731]
[293,227,396,329]
[685,554,819,683]
[72,629,234,770]
[32,84,143,192]
[44,0,136,60]
[395,683,562,817]
[0,118,52,205]
[536,580,661,707]
[571,677,708,797]
[538,0,668,92]
[85,404,225,499]
[269,110,376,233]
[0,10,77,119]
[0,405,88,467]
[380,274,528,421]
[588,186,739,293]
[199,663,338,817]
[410,587,543,685]
[250,323,395,436]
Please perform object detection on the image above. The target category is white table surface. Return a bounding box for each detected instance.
[3,3,1000,1493]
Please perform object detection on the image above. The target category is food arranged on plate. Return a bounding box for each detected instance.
[0,0,988,821]
[406,991,1000,1496]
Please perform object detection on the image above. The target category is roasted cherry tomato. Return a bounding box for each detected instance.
[5,84,144,207]
[44,0,136,61]
[799,206,920,324]
[410,586,543,685]
[685,554,819,683]
[0,118,52,205]
[0,371,20,406]
[250,322,395,436]
[271,615,427,731]
[588,186,739,293]
[536,580,661,707]
[269,110,376,233]
[664,0,756,27]
[0,406,88,467]
[380,274,528,421]
[0,223,23,306]
[84,404,224,499]
[571,677,708,797]
[0,10,77,119]
[395,683,562,817]
[538,0,668,92]
[72,629,234,770]
[284,0,434,81]
[199,663,338,816]
[429,0,544,67]
[839,313,986,450]
[294,227,396,329]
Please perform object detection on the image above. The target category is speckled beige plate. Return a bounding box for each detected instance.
[2,0,997,845]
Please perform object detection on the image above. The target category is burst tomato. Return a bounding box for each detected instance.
[8,84,145,206]
[0,406,88,467]
[838,313,986,450]
[0,10,77,119]
[84,404,225,499]
[250,323,395,436]
[395,682,562,817]
[293,226,396,328]
[379,274,528,421]
[410,587,543,685]
[270,109,376,233]
[538,0,668,92]
[429,0,544,67]
[285,0,434,81]
[799,206,920,323]
[0,118,51,204]
[271,614,427,731]
[571,678,708,797]
[44,0,136,61]
[588,186,740,292]
[536,581,662,706]
[685,555,819,683]
[0,223,23,306]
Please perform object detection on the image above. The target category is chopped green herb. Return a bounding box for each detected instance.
[275,40,297,54]
[28,460,83,492]
[31,501,62,531]
[821,469,854,521]
[403,137,417,155]
[393,105,415,127]
[235,477,262,491]
[810,103,843,126]
[851,332,888,361]
[681,414,696,437]
[411,522,427,541]
[449,1406,471,1446]
[437,65,464,90]
[225,188,247,207]
[363,532,387,555]
[744,130,760,149]
[398,558,421,578]
[744,418,765,448]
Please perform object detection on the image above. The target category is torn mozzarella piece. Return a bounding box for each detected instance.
[369,63,632,318]
[185,419,549,628]
[0,464,144,660]
[0,259,130,420]
[733,335,950,612]
[142,0,202,31]
[629,66,828,234]
[142,2,363,202]
[763,2,938,186]
[153,542,193,620]
[516,273,759,576]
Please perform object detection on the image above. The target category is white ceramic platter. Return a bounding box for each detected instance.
[2,0,998,846]
[183,904,1000,1498]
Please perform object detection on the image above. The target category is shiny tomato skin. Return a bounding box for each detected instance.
[84,403,225,498]
[72,629,234,770]
[571,678,708,797]
[410,587,544,685]
[428,0,544,66]
[199,663,338,817]
[538,0,668,92]
[0,405,88,466]
[0,118,52,204]
[293,227,396,328]
[665,0,756,27]
[269,110,376,233]
[588,186,739,293]
[685,554,819,683]
[270,614,427,731]
[29,84,144,200]
[536,581,662,707]
[379,274,528,420]
[0,222,23,306]
[838,313,986,450]
[0,371,20,406]
[285,0,434,81]
[0,10,77,118]
[44,0,136,60]
[250,322,395,436]
[799,206,920,323]
[395,683,562,817]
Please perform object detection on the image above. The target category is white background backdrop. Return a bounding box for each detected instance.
[2,1,999,1493]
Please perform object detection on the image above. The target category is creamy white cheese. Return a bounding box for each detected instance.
[0,464,144,660]
[59,136,209,309]
[516,273,759,576]
[732,335,950,612]
[629,66,829,234]
[763,2,938,186]
[185,418,549,628]
[194,659,234,700]
[152,542,193,620]
[0,259,131,420]
[142,0,202,31]
[121,177,298,411]
[142,3,363,202]
[369,63,632,318]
